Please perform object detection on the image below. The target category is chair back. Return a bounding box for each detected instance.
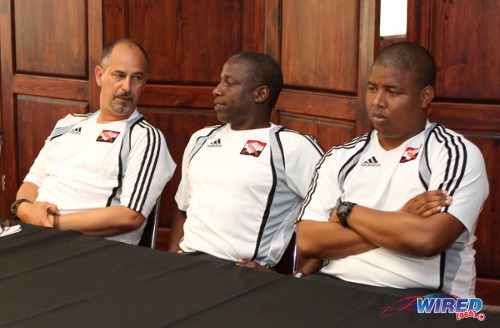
[274,233,296,274]
[138,199,160,249]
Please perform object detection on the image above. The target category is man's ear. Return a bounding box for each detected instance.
[420,85,434,108]
[95,66,104,87]
[254,86,269,104]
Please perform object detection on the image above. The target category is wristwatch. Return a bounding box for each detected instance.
[336,201,356,228]
[10,198,32,220]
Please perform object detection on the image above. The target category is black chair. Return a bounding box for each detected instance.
[274,233,296,275]
[138,199,160,249]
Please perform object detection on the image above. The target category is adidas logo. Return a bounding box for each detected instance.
[361,156,380,167]
[69,127,82,135]
[207,138,222,147]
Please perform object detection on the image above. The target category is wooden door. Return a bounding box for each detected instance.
[408,0,500,305]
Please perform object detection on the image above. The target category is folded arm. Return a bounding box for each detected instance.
[345,206,464,257]
[297,190,453,259]
[54,206,145,236]
[297,220,376,259]
[16,182,145,236]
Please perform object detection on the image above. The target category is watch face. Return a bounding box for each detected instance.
[337,203,349,214]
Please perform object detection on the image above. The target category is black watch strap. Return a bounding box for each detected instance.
[10,198,32,220]
[336,201,356,228]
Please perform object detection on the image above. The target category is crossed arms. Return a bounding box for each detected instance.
[296,190,464,260]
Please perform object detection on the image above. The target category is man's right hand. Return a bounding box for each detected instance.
[17,201,59,227]
[401,190,452,218]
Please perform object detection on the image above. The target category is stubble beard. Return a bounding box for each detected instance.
[111,95,135,115]
[111,102,134,115]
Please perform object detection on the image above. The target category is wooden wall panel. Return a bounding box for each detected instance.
[128,0,241,84]
[281,0,359,93]
[16,96,89,182]
[428,103,500,133]
[276,0,376,143]
[14,0,88,78]
[277,92,357,122]
[464,133,500,278]
[278,111,354,150]
[433,1,499,101]
[105,0,267,86]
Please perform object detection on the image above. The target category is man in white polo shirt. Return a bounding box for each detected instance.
[12,39,176,245]
[296,42,488,297]
[169,52,324,272]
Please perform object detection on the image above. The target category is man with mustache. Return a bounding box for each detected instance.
[11,39,176,245]
[296,42,489,298]
[168,52,324,273]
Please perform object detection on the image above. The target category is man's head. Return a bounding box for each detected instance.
[212,52,283,130]
[366,42,436,150]
[95,39,149,122]
[373,42,436,89]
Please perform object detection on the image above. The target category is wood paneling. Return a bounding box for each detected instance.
[428,102,500,132]
[278,111,355,149]
[433,1,499,101]
[281,0,359,93]
[141,85,214,109]
[276,0,374,149]
[464,133,500,279]
[14,0,88,78]
[128,0,241,84]
[276,0,377,145]
[104,0,267,86]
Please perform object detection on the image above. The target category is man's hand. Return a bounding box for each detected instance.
[402,190,452,218]
[236,259,276,273]
[17,201,59,227]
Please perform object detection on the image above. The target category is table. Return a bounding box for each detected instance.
[1,222,498,327]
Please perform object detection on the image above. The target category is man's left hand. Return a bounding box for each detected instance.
[236,259,275,273]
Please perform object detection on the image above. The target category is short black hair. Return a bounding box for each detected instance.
[373,42,436,88]
[101,39,149,71]
[230,52,283,109]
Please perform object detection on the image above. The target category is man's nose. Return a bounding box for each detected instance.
[121,76,132,92]
[372,90,385,107]
[213,83,223,97]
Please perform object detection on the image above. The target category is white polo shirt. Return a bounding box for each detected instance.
[298,122,489,297]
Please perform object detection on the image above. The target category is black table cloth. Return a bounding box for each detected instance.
[1,222,497,327]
